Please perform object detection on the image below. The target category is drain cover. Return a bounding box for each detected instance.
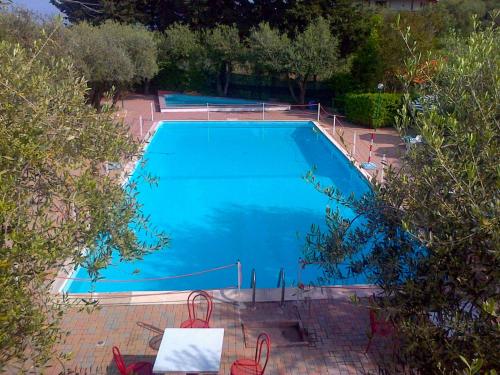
[242,320,309,347]
[96,340,105,347]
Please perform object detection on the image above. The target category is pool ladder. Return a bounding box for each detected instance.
[277,267,285,307]
[250,268,256,308]
[249,267,285,308]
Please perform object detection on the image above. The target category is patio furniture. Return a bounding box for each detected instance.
[153,328,224,373]
[180,290,213,328]
[112,346,153,375]
[403,134,423,151]
[231,332,271,375]
[365,309,396,353]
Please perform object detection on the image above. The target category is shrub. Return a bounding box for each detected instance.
[329,72,357,113]
[345,92,401,128]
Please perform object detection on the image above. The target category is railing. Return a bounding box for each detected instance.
[318,106,386,182]
[157,102,321,121]
[250,268,257,308]
[277,267,285,307]
[55,261,241,297]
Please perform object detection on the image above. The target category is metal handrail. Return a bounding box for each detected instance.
[250,268,256,308]
[277,267,285,307]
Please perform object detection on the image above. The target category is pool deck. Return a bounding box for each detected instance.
[45,298,397,375]
[41,94,405,374]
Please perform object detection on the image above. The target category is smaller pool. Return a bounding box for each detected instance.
[159,93,291,113]
[165,94,259,107]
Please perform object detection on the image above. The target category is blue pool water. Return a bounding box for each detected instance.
[66,121,371,293]
[164,93,259,107]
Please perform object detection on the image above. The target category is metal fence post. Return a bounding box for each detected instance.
[381,154,387,184]
[237,260,242,296]
[139,115,143,138]
[262,103,265,121]
[333,115,337,134]
[207,103,210,121]
[352,131,357,159]
[150,102,154,121]
[297,258,302,288]
[251,268,256,308]
[278,268,285,307]
[317,103,321,121]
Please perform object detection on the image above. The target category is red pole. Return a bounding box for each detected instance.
[367,132,375,163]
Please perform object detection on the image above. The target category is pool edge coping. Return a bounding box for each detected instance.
[55,285,379,306]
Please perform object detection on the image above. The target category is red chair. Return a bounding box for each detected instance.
[112,346,153,375]
[231,332,271,375]
[180,290,213,328]
[365,309,396,353]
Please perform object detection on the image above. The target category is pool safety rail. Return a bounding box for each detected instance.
[54,262,242,293]
[277,267,285,307]
[161,102,292,114]
[250,268,257,308]
[53,258,377,305]
[159,100,320,120]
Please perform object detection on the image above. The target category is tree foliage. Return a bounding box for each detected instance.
[249,18,339,103]
[286,0,373,56]
[0,8,66,60]
[0,39,167,370]
[247,22,290,74]
[203,24,243,96]
[66,20,158,108]
[156,23,204,90]
[157,23,243,95]
[350,17,384,92]
[305,19,499,373]
[48,0,498,100]
[50,0,255,32]
[375,7,450,90]
[437,0,498,34]
[0,7,42,45]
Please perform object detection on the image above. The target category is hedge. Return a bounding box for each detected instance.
[344,93,402,128]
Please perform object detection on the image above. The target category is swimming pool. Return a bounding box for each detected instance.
[65,121,371,293]
[165,94,259,106]
[159,93,291,113]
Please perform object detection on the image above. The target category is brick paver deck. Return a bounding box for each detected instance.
[47,298,395,375]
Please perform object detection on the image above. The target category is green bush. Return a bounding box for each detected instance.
[345,93,402,128]
[329,72,358,113]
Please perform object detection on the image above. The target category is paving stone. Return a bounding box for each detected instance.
[42,299,393,375]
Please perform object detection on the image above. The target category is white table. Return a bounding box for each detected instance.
[153,328,224,374]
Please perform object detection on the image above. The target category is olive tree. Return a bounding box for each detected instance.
[0,7,41,44]
[203,24,242,96]
[0,8,67,61]
[304,19,499,374]
[66,20,158,108]
[0,39,167,370]
[157,23,204,90]
[249,18,339,103]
